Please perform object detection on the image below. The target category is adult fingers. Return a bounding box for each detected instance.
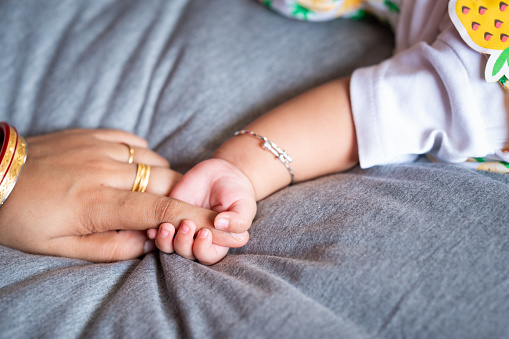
[214,198,257,233]
[49,230,154,262]
[147,168,182,195]
[88,129,149,148]
[121,165,182,196]
[27,129,150,161]
[111,143,170,168]
[87,187,249,248]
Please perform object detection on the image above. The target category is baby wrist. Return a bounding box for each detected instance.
[233,130,294,184]
[213,131,294,200]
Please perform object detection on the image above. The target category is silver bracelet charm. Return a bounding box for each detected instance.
[234,129,294,184]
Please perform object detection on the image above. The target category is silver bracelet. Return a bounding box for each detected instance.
[234,129,294,184]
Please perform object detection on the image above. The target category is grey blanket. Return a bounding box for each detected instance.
[1,1,508,338]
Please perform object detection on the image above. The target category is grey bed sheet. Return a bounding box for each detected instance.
[1,0,508,338]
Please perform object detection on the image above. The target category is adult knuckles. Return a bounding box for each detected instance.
[153,196,184,225]
[85,158,116,172]
[78,188,124,235]
[78,190,107,234]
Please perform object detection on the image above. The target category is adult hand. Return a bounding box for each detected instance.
[0,129,248,262]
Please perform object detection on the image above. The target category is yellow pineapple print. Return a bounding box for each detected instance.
[450,0,509,82]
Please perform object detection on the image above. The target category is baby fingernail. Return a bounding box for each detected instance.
[144,240,155,254]
[198,229,209,238]
[180,223,190,234]
[231,232,246,242]
[147,228,157,239]
[215,218,229,230]
[160,226,169,237]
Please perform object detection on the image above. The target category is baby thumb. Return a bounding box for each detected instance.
[214,198,257,233]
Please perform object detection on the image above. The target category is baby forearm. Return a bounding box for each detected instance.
[213,77,358,200]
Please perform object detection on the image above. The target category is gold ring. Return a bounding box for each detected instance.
[132,163,151,192]
[123,143,135,164]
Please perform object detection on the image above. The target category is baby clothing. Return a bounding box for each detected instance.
[258,0,400,26]
[259,0,509,172]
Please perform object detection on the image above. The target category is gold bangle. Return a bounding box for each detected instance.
[0,136,27,206]
[0,124,18,185]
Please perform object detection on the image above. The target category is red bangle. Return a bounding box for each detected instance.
[0,122,18,186]
[0,122,8,161]
[0,122,28,206]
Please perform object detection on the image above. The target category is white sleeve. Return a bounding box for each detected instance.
[350,22,509,169]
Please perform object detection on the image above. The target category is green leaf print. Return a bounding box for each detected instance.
[500,75,508,86]
[349,9,370,20]
[493,47,509,78]
[384,0,400,13]
[290,3,313,20]
[260,0,273,8]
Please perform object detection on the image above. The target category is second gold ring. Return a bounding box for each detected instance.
[127,144,135,164]
[132,163,151,192]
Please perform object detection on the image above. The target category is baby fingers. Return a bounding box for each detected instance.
[171,220,230,265]
[155,223,176,253]
[193,229,230,265]
[173,220,197,261]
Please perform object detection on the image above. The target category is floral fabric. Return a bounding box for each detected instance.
[258,0,401,29]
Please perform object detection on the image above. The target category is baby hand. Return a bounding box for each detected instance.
[153,158,256,264]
